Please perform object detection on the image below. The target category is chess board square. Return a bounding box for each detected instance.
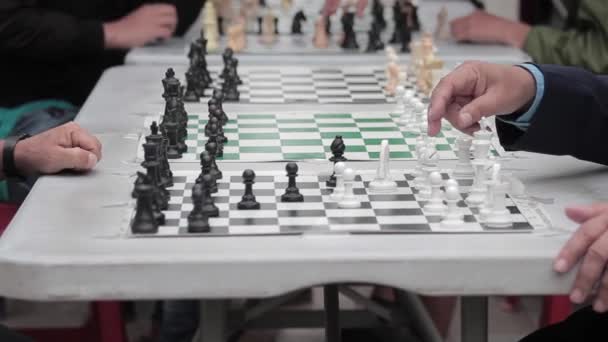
[284,94,319,101]
[360,131,404,139]
[228,225,281,235]
[278,217,329,227]
[279,132,322,139]
[283,153,326,160]
[376,215,429,225]
[249,98,286,104]
[281,145,325,154]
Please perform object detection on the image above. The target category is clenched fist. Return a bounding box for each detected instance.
[11,122,102,176]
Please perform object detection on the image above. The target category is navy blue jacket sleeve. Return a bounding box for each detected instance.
[496,64,608,165]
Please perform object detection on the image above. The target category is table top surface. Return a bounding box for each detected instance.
[0,62,603,301]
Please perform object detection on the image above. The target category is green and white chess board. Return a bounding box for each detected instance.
[141,110,501,163]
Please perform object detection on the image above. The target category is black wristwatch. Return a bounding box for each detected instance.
[3,134,30,179]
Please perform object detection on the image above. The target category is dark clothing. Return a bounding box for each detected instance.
[520,306,608,342]
[497,64,608,166]
[0,0,203,107]
[0,325,33,342]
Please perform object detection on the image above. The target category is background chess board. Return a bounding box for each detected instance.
[126,169,551,238]
[182,66,421,104]
[141,111,501,163]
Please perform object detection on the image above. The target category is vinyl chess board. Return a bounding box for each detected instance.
[195,67,420,104]
[126,169,551,238]
[142,111,500,163]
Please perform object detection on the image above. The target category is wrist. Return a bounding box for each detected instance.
[4,135,31,179]
[505,22,531,48]
[103,22,121,49]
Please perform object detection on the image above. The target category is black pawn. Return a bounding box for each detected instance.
[183,69,200,102]
[238,169,260,210]
[365,22,384,53]
[131,182,159,234]
[196,152,218,194]
[326,136,346,187]
[188,183,211,233]
[164,122,182,159]
[340,12,359,50]
[205,141,223,180]
[207,122,223,158]
[201,174,220,217]
[274,17,279,35]
[281,163,304,202]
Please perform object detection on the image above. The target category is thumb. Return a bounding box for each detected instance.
[456,91,499,130]
[62,148,99,171]
[566,204,608,224]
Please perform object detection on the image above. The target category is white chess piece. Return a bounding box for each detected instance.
[338,168,361,209]
[441,185,465,227]
[394,85,406,113]
[330,162,346,201]
[472,140,491,161]
[453,136,474,178]
[398,90,415,126]
[424,171,447,214]
[412,145,426,179]
[485,181,513,228]
[369,140,398,192]
[480,162,501,222]
[465,160,488,206]
[445,178,459,189]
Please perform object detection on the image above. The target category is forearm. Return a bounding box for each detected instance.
[498,65,608,165]
[0,9,104,61]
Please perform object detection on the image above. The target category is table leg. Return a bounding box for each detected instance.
[461,296,488,342]
[197,299,227,342]
[324,285,341,342]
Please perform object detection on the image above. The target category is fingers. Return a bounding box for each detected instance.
[594,270,608,313]
[146,3,177,17]
[70,127,102,161]
[62,147,99,171]
[570,231,608,305]
[450,15,469,41]
[566,204,608,224]
[555,214,608,274]
[323,0,340,16]
[456,91,500,129]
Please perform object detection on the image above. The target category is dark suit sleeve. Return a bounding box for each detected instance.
[496,64,608,165]
[0,0,105,61]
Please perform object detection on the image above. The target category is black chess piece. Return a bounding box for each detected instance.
[291,10,306,34]
[209,96,229,125]
[131,182,159,234]
[340,12,359,50]
[212,88,225,102]
[281,163,304,202]
[207,122,223,158]
[142,144,169,211]
[273,17,279,35]
[196,152,218,193]
[200,174,220,217]
[326,136,347,187]
[257,16,263,35]
[222,64,240,102]
[389,1,403,44]
[412,2,420,31]
[400,2,414,52]
[324,14,331,35]
[148,120,173,187]
[162,68,180,99]
[372,0,386,31]
[164,122,182,159]
[329,135,347,163]
[365,21,384,53]
[188,183,211,233]
[220,48,234,79]
[218,16,225,35]
[232,59,243,85]
[183,69,200,102]
[205,141,223,180]
[238,169,260,210]
[209,115,227,144]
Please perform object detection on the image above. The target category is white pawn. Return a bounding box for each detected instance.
[369,140,398,192]
[330,162,346,201]
[480,162,500,222]
[445,178,459,189]
[398,90,415,126]
[412,145,427,179]
[441,185,465,227]
[424,171,447,214]
[338,168,361,209]
[406,100,424,133]
[394,85,406,113]
[485,181,513,228]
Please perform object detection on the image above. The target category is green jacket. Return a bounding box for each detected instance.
[524,0,608,73]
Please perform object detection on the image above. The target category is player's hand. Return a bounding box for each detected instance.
[450,10,530,48]
[12,122,102,176]
[103,4,178,49]
[427,61,536,136]
[323,0,368,17]
[554,203,608,313]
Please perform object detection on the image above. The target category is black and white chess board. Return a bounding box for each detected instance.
[126,169,551,238]
[192,67,419,104]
